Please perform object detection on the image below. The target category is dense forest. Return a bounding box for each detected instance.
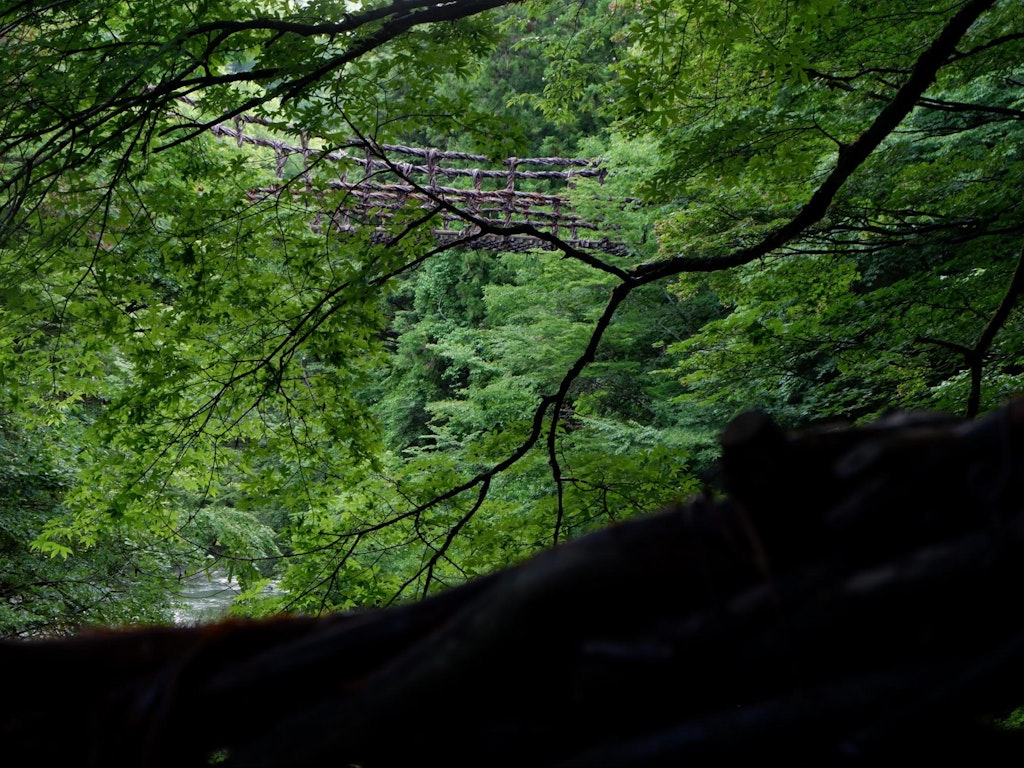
[0,0,1022,638]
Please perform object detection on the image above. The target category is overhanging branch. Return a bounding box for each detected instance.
[630,0,998,286]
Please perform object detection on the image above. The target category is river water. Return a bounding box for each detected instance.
[172,569,241,625]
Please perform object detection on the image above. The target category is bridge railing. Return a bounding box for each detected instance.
[208,116,626,255]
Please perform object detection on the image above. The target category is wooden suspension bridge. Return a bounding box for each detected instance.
[210,115,628,256]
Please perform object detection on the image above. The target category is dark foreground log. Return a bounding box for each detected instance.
[6,402,1024,766]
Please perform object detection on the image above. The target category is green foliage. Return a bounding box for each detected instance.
[1,0,1022,625]
[998,706,1024,732]
[0,421,178,636]
[185,506,281,589]
[657,13,1024,423]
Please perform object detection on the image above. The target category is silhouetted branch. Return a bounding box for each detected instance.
[967,241,1024,416]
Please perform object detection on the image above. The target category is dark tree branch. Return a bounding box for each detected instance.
[0,0,522,235]
[950,30,1024,61]
[630,0,998,286]
[182,0,513,42]
[917,96,1024,120]
[966,240,1024,416]
[407,478,491,602]
[914,240,1024,417]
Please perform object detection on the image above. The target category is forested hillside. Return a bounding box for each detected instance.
[1,0,1021,635]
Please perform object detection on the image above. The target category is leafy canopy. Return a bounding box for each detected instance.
[1,0,1022,624]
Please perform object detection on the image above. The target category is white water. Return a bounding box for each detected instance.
[172,569,241,625]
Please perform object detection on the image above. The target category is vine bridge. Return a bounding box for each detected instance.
[210,116,627,255]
